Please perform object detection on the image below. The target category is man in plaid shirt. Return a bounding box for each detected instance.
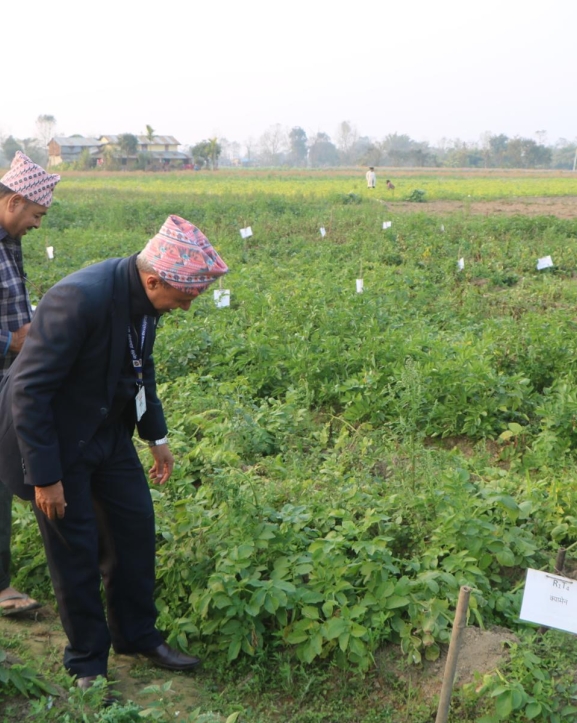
[0,152,59,615]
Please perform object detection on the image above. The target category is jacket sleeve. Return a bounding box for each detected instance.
[11,283,95,487]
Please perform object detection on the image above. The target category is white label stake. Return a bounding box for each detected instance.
[356,279,364,293]
[46,246,54,260]
[213,289,230,308]
[320,227,326,237]
[536,255,553,270]
[240,227,253,239]
[520,568,577,634]
[457,258,465,271]
[382,221,392,230]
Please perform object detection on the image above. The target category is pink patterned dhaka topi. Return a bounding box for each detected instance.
[1,151,60,207]
[142,215,229,294]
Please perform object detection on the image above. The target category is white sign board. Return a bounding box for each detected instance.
[320,227,326,237]
[519,568,577,634]
[213,289,230,308]
[536,255,553,270]
[382,221,392,230]
[457,258,465,271]
[240,227,253,239]
[356,279,364,293]
[46,246,54,260]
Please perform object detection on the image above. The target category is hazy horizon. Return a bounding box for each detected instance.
[3,0,576,149]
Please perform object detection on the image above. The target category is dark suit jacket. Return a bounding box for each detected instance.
[0,256,167,500]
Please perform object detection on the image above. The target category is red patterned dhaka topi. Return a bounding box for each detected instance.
[141,215,229,294]
[1,152,60,207]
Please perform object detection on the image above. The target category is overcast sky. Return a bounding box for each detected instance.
[2,0,575,149]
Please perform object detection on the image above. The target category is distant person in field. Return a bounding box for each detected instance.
[366,167,376,189]
[0,152,60,617]
[0,215,228,693]
[386,179,395,191]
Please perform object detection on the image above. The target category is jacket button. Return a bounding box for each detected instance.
[78,440,86,448]
[100,407,108,417]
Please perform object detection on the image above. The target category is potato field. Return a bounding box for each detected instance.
[3,168,577,723]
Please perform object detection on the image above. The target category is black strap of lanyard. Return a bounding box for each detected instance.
[127,317,148,387]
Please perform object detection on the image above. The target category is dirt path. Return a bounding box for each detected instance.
[384,195,577,218]
[0,606,207,717]
[1,604,518,720]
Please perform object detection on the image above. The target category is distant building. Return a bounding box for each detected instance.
[48,134,190,168]
[48,136,102,166]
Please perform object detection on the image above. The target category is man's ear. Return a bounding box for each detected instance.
[7,194,26,212]
[145,275,162,290]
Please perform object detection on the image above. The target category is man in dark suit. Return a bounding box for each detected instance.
[0,214,228,691]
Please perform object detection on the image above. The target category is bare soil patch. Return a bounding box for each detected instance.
[0,606,205,716]
[376,626,518,702]
[384,196,577,219]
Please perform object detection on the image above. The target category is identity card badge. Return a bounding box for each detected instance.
[135,385,147,421]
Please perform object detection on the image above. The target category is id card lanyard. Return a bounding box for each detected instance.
[128,317,149,421]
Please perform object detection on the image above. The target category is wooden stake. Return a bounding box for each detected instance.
[435,585,471,723]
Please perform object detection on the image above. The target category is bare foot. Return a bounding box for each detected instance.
[0,587,41,615]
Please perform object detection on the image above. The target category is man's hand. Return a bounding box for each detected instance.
[9,323,31,353]
[149,444,174,485]
[35,482,66,520]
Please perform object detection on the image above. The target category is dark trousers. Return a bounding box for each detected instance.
[0,480,12,591]
[34,422,163,677]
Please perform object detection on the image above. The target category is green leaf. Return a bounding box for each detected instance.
[301,605,320,620]
[495,690,514,718]
[525,701,542,719]
[227,637,242,661]
[496,548,516,567]
[385,595,410,609]
[323,617,347,640]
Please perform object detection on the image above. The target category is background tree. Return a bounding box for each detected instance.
[258,124,287,166]
[118,133,139,160]
[380,133,436,167]
[190,141,210,169]
[288,127,308,166]
[551,138,577,169]
[308,132,339,167]
[2,136,23,163]
[190,139,221,170]
[35,114,56,162]
[488,134,509,167]
[335,120,359,165]
[145,124,155,142]
[207,137,222,170]
[74,148,93,170]
[244,137,257,164]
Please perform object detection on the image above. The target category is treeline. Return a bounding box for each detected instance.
[192,122,577,170]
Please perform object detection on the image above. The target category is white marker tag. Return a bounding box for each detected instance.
[240,226,253,239]
[457,258,465,271]
[536,255,553,270]
[46,246,54,259]
[214,289,230,308]
[520,568,577,634]
[320,227,326,237]
[440,225,445,232]
[135,385,147,422]
[356,279,364,293]
[383,222,392,230]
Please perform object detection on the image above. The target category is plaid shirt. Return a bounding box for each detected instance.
[0,226,32,376]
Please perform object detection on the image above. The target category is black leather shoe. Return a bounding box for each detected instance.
[141,642,201,671]
[76,675,117,706]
